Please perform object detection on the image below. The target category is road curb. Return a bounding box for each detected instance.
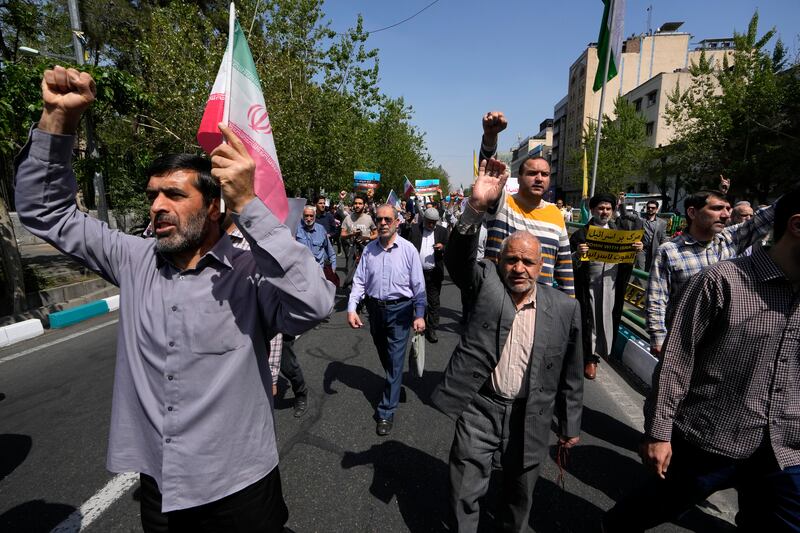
[49,295,119,329]
[0,319,45,348]
[0,294,119,348]
[611,325,658,387]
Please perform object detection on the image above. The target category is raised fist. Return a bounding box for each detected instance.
[39,66,96,134]
[482,111,507,142]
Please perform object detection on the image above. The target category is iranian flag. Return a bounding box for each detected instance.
[592,0,626,92]
[197,4,288,222]
[403,176,415,198]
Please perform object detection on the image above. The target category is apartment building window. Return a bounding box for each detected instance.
[634,98,642,112]
[646,122,655,136]
[646,91,657,107]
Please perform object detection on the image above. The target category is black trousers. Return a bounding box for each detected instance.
[604,432,800,532]
[423,267,444,329]
[280,335,307,398]
[140,468,289,533]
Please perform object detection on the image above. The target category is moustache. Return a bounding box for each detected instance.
[155,213,179,226]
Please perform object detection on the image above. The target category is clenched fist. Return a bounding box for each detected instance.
[39,66,96,135]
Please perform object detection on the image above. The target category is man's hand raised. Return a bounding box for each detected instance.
[39,66,96,135]
[469,158,509,212]
[210,124,256,213]
[482,111,507,147]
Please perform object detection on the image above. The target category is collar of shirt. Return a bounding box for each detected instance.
[375,238,399,252]
[678,231,719,247]
[751,247,787,283]
[155,233,234,272]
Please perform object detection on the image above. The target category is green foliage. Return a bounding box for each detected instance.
[0,0,436,218]
[567,96,649,195]
[664,12,800,202]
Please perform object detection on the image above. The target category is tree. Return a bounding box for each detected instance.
[0,0,439,226]
[664,12,800,203]
[567,96,649,195]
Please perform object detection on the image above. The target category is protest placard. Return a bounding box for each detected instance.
[584,226,644,264]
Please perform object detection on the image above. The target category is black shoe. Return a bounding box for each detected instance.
[293,395,308,418]
[425,329,438,343]
[376,418,393,436]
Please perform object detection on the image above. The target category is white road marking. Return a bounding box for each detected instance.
[50,472,139,533]
[0,319,119,365]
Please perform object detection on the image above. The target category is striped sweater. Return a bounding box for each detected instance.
[485,189,575,297]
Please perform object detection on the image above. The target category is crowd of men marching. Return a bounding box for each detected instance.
[16,68,799,532]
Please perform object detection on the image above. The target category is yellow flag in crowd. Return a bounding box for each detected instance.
[582,147,589,198]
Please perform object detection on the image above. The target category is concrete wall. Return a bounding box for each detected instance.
[11,210,140,245]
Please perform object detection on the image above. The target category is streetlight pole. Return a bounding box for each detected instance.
[67,0,109,223]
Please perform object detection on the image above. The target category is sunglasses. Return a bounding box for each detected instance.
[303,214,315,218]
[376,216,395,223]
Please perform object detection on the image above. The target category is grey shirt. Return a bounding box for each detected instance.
[14,128,335,512]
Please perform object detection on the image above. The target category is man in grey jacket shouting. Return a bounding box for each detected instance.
[432,158,583,532]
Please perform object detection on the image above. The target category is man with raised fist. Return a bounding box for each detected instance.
[15,66,334,532]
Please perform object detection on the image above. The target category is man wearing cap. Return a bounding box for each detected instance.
[410,207,449,343]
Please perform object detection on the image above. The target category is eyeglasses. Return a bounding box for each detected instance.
[376,216,395,223]
[524,170,550,177]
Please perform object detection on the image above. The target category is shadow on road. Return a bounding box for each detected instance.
[341,440,449,533]
[0,500,78,532]
[0,434,32,482]
[323,360,384,411]
[580,405,641,452]
[560,444,736,532]
[473,470,603,532]
[552,444,644,502]
[402,369,444,408]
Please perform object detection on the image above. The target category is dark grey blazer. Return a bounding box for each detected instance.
[431,226,584,468]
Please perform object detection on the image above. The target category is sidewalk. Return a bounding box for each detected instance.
[1,242,118,328]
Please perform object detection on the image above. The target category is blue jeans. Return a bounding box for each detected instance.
[366,298,413,420]
[604,432,800,532]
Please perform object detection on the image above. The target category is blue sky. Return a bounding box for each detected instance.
[323,0,800,188]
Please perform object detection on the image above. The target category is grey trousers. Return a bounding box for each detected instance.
[449,390,542,533]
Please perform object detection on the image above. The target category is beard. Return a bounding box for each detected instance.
[154,208,209,255]
[506,279,533,293]
[501,270,534,294]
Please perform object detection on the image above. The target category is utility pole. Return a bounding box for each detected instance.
[67,0,109,223]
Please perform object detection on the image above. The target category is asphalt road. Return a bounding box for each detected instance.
[0,277,737,533]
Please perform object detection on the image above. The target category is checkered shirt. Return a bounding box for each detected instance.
[646,203,775,347]
[644,248,800,468]
[229,227,281,386]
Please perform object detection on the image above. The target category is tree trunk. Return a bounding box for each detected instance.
[0,198,27,315]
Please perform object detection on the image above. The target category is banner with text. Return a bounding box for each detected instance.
[584,226,644,263]
[354,171,380,192]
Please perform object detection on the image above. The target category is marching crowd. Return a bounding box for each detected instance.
[15,67,799,532]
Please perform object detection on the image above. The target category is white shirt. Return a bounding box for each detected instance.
[420,228,436,270]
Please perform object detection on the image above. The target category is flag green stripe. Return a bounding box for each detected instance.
[593,0,618,92]
[232,21,262,89]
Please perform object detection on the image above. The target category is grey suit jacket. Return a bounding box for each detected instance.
[431,226,584,468]
[644,217,668,270]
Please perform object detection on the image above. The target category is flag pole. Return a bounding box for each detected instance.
[219,2,235,212]
[589,0,614,198]
[223,3,235,128]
